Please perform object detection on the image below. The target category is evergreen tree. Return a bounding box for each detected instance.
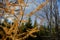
[19,23,26,32]
[33,18,37,27]
[25,17,33,29]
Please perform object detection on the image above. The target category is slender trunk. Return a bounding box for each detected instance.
[49,0,53,40]
[53,0,59,40]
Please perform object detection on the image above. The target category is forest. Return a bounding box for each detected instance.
[0,0,60,40]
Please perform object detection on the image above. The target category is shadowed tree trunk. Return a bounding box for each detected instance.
[53,0,59,40]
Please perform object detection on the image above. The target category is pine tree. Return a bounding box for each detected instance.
[25,17,33,29]
[21,23,25,32]
[19,23,26,32]
[33,18,37,27]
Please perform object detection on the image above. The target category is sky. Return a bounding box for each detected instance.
[25,0,60,24]
[0,0,60,25]
[27,0,60,24]
[57,0,60,14]
[24,0,45,24]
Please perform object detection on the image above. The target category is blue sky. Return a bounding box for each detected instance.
[24,0,60,24]
[0,0,60,25]
[57,0,60,14]
[24,0,45,24]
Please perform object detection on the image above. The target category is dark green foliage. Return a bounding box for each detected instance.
[33,19,37,27]
[21,23,27,32]
[1,23,6,27]
[25,17,33,29]
[19,23,26,32]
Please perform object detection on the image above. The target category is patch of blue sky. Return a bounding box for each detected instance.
[8,0,16,3]
[24,0,45,24]
[24,3,37,24]
[24,3,37,14]
[24,0,45,14]
[35,0,45,4]
[0,0,2,2]
[57,0,60,16]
